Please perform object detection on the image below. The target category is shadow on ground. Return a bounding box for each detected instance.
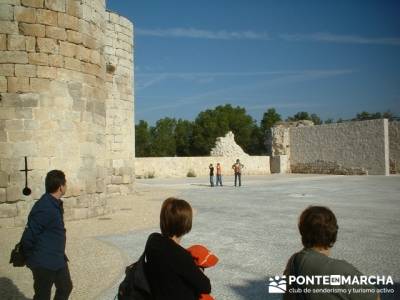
[230,278,282,300]
[0,277,29,300]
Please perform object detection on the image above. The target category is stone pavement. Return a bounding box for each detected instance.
[99,174,400,300]
[1,174,399,299]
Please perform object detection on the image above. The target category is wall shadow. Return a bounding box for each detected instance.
[230,278,283,300]
[0,277,29,300]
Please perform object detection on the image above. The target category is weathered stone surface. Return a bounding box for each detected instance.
[0,64,14,76]
[58,12,79,30]
[46,25,66,40]
[21,0,44,8]
[48,54,63,67]
[389,121,400,174]
[0,75,7,92]
[0,33,6,50]
[37,65,56,78]
[28,52,48,65]
[18,22,45,37]
[0,4,14,21]
[7,76,30,92]
[45,0,65,12]
[36,9,58,26]
[66,0,82,18]
[29,77,50,91]
[7,34,26,50]
[59,40,77,57]
[0,202,18,217]
[25,35,35,51]
[37,37,58,53]
[66,29,82,44]
[0,171,9,188]
[14,6,35,23]
[0,188,6,203]
[0,21,18,34]
[15,64,36,77]
[64,56,81,71]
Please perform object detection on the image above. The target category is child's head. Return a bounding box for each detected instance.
[160,198,193,238]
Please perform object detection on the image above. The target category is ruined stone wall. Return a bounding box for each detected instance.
[210,131,249,157]
[0,0,134,227]
[389,121,400,173]
[135,156,270,178]
[289,119,389,175]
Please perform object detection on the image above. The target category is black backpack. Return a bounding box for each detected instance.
[117,253,152,300]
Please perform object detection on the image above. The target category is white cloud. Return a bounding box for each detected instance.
[280,32,400,46]
[136,27,271,40]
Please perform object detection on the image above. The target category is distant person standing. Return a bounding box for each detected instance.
[232,159,244,187]
[21,170,73,300]
[209,164,215,187]
[216,163,223,186]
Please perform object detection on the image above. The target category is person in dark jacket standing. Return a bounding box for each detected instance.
[209,164,215,187]
[21,170,72,300]
[145,197,211,300]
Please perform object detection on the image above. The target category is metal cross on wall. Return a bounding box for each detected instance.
[19,156,33,196]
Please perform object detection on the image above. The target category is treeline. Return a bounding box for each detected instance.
[135,105,397,157]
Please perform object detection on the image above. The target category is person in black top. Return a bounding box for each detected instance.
[21,170,72,300]
[145,197,211,300]
[209,164,215,187]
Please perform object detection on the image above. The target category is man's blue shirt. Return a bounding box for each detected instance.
[21,193,67,271]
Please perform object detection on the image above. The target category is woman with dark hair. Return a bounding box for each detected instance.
[144,197,211,300]
[283,206,379,300]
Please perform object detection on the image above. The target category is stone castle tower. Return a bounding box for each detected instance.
[0,0,135,226]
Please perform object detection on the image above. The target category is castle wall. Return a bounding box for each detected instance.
[135,156,270,178]
[389,121,400,173]
[0,0,134,227]
[289,119,389,175]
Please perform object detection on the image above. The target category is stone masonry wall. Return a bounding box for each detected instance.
[389,121,400,173]
[289,119,389,175]
[0,0,134,227]
[135,156,270,178]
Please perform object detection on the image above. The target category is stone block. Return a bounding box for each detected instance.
[24,119,39,130]
[8,76,30,92]
[0,171,8,188]
[73,207,88,219]
[66,0,82,17]
[48,54,63,67]
[64,57,81,71]
[16,107,33,119]
[0,202,18,217]
[0,75,7,92]
[36,9,57,26]
[0,21,18,34]
[45,0,65,12]
[28,52,48,65]
[15,64,36,77]
[37,37,58,53]
[29,77,50,92]
[7,34,25,50]
[0,4,14,21]
[0,33,6,50]
[0,188,6,203]
[8,130,32,142]
[5,185,20,202]
[25,35,35,51]
[58,12,78,31]
[59,41,77,57]
[82,35,97,49]
[37,65,56,78]
[14,6,35,23]
[90,49,100,65]
[0,50,28,63]
[66,29,82,44]
[21,0,44,8]
[46,25,66,40]
[18,23,45,37]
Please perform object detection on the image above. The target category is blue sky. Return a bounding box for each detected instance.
[106,0,400,125]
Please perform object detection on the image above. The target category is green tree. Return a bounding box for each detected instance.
[286,111,322,125]
[135,120,152,157]
[354,111,396,121]
[192,104,257,155]
[150,118,177,156]
[175,119,194,156]
[324,118,334,124]
[260,108,281,133]
[310,113,322,125]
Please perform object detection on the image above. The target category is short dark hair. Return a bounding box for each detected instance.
[160,197,192,238]
[298,206,338,249]
[45,170,66,193]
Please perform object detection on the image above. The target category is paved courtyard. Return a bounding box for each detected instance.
[99,174,400,300]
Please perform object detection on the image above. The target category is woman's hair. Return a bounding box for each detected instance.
[160,197,193,238]
[298,206,338,249]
